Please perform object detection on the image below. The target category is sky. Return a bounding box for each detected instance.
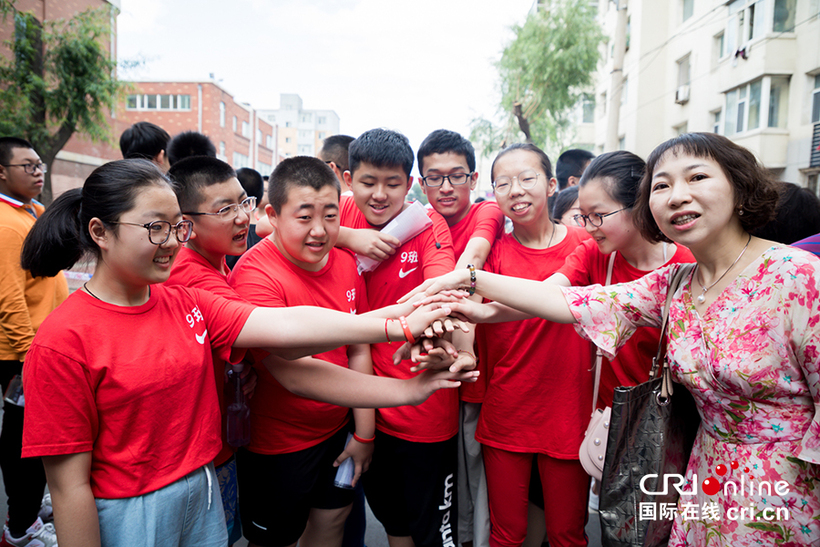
[116,0,534,156]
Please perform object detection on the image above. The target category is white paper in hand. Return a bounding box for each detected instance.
[356,201,433,274]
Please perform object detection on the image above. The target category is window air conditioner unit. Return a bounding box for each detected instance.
[675,85,690,104]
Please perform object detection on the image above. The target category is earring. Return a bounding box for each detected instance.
[738,208,744,216]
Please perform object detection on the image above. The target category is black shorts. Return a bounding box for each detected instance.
[363,432,458,547]
[237,427,355,547]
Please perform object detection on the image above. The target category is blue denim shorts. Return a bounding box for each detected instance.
[95,463,228,547]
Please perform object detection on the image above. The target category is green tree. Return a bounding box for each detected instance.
[472,1,604,157]
[0,3,121,204]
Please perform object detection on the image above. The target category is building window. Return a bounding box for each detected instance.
[674,122,689,136]
[715,32,726,60]
[233,116,237,132]
[285,122,292,128]
[620,77,628,106]
[727,0,765,53]
[317,116,326,125]
[218,141,226,160]
[125,94,192,111]
[285,137,292,143]
[725,78,783,135]
[266,135,273,148]
[242,121,250,138]
[600,91,607,117]
[768,76,789,128]
[773,0,796,32]
[677,54,691,87]
[233,152,250,169]
[301,114,312,123]
[257,129,262,143]
[683,0,694,21]
[712,110,722,134]
[582,94,595,123]
[618,136,625,150]
[220,102,226,127]
[812,74,820,124]
[257,161,272,177]
[298,144,312,154]
[808,173,818,196]
[318,132,326,140]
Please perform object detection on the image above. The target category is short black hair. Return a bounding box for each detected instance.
[417,129,476,174]
[0,137,35,166]
[168,156,237,212]
[167,131,217,165]
[490,143,553,181]
[319,135,355,172]
[552,186,579,221]
[349,129,413,178]
[269,156,340,215]
[119,122,170,161]
[236,168,264,202]
[752,182,820,244]
[556,149,595,190]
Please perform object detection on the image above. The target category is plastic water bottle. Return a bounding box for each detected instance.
[226,363,250,447]
[334,433,355,489]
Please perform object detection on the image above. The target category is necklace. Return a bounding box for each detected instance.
[513,223,556,249]
[83,282,103,301]
[694,234,752,304]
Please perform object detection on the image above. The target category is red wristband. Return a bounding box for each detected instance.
[398,316,416,344]
[353,432,375,444]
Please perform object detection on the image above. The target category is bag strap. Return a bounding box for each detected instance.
[591,252,617,415]
[651,263,696,396]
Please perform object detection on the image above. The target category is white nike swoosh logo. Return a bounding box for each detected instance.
[195,330,207,344]
[399,267,418,278]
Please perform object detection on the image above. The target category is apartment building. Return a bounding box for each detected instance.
[258,94,340,159]
[591,0,820,190]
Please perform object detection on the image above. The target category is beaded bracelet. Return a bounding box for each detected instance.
[466,264,477,296]
[398,316,416,344]
[353,432,376,444]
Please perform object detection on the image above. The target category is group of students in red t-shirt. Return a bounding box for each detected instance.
[17,125,697,547]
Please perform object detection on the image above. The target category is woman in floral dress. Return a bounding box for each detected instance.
[408,133,820,546]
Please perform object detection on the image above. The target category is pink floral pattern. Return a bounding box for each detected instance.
[563,246,820,546]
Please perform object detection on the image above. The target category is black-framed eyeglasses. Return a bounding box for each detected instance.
[421,173,473,188]
[573,208,629,228]
[110,219,194,245]
[1,162,47,174]
[492,170,540,195]
[183,196,256,221]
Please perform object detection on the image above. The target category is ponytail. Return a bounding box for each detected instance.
[22,189,88,277]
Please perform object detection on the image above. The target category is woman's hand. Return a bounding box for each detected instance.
[404,302,470,340]
[413,292,494,325]
[404,368,479,406]
[399,269,471,303]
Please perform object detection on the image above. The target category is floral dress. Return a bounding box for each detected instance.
[562,245,820,546]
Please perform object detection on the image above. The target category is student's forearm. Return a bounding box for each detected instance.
[43,453,100,547]
[263,354,416,408]
[454,237,492,271]
[348,345,376,437]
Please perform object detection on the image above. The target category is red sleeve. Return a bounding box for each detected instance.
[557,239,595,286]
[192,288,255,365]
[422,209,456,278]
[23,343,97,457]
[471,201,504,245]
[355,274,370,314]
[340,194,368,229]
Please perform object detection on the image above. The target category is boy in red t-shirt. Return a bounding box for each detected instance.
[340,129,459,547]
[417,129,504,547]
[228,156,373,547]
[164,156,256,545]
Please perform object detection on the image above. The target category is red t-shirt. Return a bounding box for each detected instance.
[228,238,368,454]
[475,228,594,458]
[340,196,458,442]
[557,239,695,408]
[446,201,504,403]
[165,246,247,467]
[22,285,254,499]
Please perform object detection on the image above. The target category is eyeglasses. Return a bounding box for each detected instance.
[421,173,473,188]
[492,170,540,195]
[1,162,47,174]
[183,196,257,220]
[110,219,194,245]
[573,208,629,228]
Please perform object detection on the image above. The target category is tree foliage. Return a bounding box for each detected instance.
[0,3,121,204]
[472,1,603,158]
